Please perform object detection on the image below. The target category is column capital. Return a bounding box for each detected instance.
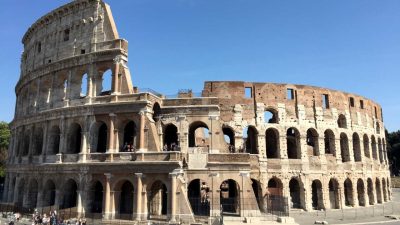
[135,173,145,178]
[104,173,112,180]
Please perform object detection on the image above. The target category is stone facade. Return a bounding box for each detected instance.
[3,0,391,223]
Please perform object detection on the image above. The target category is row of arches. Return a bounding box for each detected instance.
[11,177,169,219]
[17,68,113,117]
[15,119,388,166]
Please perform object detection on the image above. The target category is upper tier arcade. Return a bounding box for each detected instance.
[15,0,133,118]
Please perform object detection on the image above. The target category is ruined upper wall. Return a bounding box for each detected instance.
[20,0,120,77]
[202,81,384,125]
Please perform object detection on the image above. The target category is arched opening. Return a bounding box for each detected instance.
[188,179,210,216]
[344,178,354,206]
[223,126,235,153]
[338,114,347,129]
[220,179,240,214]
[61,179,78,209]
[100,69,112,95]
[264,109,278,124]
[244,126,258,154]
[363,134,370,158]
[367,178,374,205]
[16,178,25,207]
[80,73,88,97]
[357,179,365,206]
[382,178,387,202]
[119,181,134,218]
[189,121,209,148]
[376,178,382,204]
[289,178,304,209]
[251,179,263,211]
[266,128,280,158]
[22,132,30,156]
[353,133,361,162]
[163,124,178,151]
[311,180,324,210]
[89,181,103,214]
[48,126,60,155]
[287,128,301,159]
[371,136,377,160]
[91,122,108,153]
[329,178,340,209]
[122,121,137,152]
[33,127,43,155]
[153,103,161,122]
[266,177,284,213]
[306,128,319,156]
[340,133,350,162]
[149,180,168,217]
[376,122,380,134]
[378,138,383,163]
[67,123,82,154]
[27,179,38,209]
[267,177,283,196]
[42,180,56,207]
[324,130,335,155]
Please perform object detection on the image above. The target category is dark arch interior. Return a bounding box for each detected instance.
[289,179,302,209]
[33,128,43,155]
[266,128,279,158]
[245,126,258,154]
[223,127,235,147]
[91,181,103,213]
[340,133,350,162]
[306,129,319,156]
[120,181,134,215]
[311,180,323,210]
[49,126,60,155]
[43,180,56,207]
[97,123,108,153]
[188,179,210,216]
[164,124,178,151]
[324,130,335,155]
[153,103,161,122]
[123,121,136,152]
[220,179,239,214]
[338,115,347,128]
[344,179,353,206]
[61,179,78,209]
[68,123,82,154]
[287,128,300,159]
[149,181,168,216]
[328,179,340,209]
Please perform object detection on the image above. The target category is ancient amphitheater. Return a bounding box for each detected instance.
[2,0,391,224]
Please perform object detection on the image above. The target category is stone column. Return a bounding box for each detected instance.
[104,173,112,219]
[2,174,9,202]
[135,173,144,221]
[107,113,116,153]
[169,172,178,222]
[13,177,20,204]
[352,178,359,207]
[112,57,121,94]
[138,110,146,151]
[7,174,14,203]
[77,190,84,217]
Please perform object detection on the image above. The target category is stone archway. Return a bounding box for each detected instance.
[329,178,340,209]
[188,179,210,216]
[357,179,366,206]
[344,178,354,207]
[148,180,168,218]
[220,179,240,215]
[311,180,324,210]
[289,178,305,209]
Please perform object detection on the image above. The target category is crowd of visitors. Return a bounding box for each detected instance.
[7,210,87,225]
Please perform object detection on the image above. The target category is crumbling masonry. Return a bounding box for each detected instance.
[3,0,391,223]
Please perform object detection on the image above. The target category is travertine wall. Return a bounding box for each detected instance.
[3,0,391,223]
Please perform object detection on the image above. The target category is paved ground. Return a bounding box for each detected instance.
[290,188,400,225]
[2,189,400,225]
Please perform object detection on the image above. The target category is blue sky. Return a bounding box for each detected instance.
[0,0,399,131]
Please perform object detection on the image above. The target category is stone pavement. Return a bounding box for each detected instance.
[290,188,400,225]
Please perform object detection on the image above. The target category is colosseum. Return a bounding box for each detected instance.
[2,0,391,224]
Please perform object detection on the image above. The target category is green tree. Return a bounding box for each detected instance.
[387,129,400,176]
[0,121,10,177]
